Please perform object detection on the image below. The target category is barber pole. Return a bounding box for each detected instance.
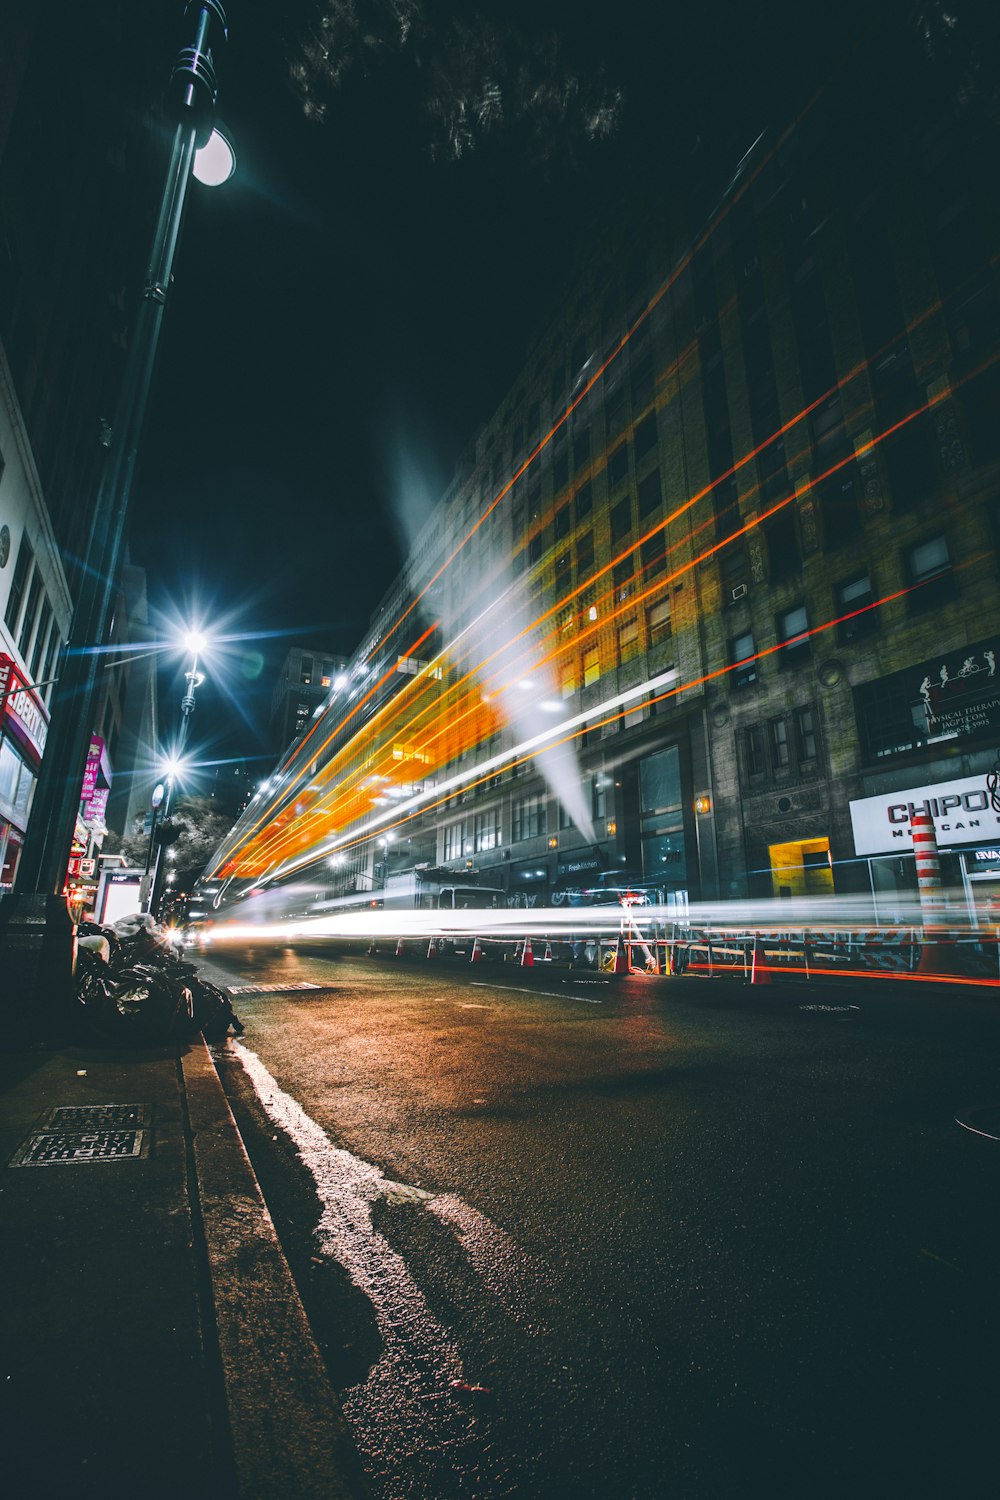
[911,808,946,925]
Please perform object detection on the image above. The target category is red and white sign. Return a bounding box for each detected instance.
[0,653,49,762]
[850,775,1000,856]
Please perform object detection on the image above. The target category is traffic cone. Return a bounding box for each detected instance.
[750,932,771,985]
[543,940,553,962]
[368,937,378,957]
[612,931,628,974]
[427,935,439,959]
[661,941,671,976]
[520,937,535,967]
[394,935,405,958]
[470,936,485,964]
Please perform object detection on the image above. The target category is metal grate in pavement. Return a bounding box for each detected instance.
[9,1102,152,1167]
[226,981,324,994]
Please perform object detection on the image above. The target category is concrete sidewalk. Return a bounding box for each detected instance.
[0,1032,368,1499]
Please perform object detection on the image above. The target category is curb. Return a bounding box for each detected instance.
[181,1039,367,1499]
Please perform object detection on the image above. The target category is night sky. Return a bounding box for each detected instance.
[126,0,981,766]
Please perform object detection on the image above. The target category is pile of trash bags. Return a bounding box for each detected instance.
[75,913,244,1047]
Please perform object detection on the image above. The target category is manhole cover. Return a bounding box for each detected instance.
[9,1102,152,1168]
[956,1106,1000,1142]
[44,1103,149,1129]
[10,1128,150,1167]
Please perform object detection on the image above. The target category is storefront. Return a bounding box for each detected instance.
[0,654,48,891]
[849,772,1000,923]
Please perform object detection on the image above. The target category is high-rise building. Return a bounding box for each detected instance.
[268,647,350,757]
[201,31,1000,927]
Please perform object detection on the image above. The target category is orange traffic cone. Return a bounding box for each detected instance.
[394,935,405,958]
[427,936,439,959]
[750,932,771,985]
[520,937,535,967]
[470,936,485,964]
[543,940,553,962]
[612,931,628,974]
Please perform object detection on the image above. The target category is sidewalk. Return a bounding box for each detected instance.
[0,1029,368,1499]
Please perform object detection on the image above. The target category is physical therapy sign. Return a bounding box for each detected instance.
[850,775,1000,857]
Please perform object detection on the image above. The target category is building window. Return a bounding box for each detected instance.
[584,646,601,686]
[795,706,817,762]
[553,450,569,492]
[300,656,313,685]
[642,530,667,578]
[573,429,591,472]
[836,572,876,643]
[731,630,758,687]
[613,557,633,602]
[575,480,593,520]
[637,467,662,519]
[608,443,630,489]
[610,496,632,542]
[905,533,955,612]
[512,794,545,842]
[561,659,578,699]
[474,807,501,852]
[764,509,800,583]
[744,723,767,776]
[554,504,571,540]
[29,598,51,682]
[17,570,42,661]
[4,534,33,637]
[777,603,811,668]
[647,597,671,645]
[576,530,595,577]
[592,775,608,819]
[528,533,543,565]
[771,717,790,769]
[634,411,658,462]
[618,617,640,664]
[443,821,463,861]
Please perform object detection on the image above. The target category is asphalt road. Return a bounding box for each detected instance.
[199,945,1000,1499]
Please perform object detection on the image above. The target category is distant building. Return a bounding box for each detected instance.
[268,647,349,756]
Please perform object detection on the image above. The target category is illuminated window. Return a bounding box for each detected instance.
[442,822,463,861]
[584,646,601,686]
[512,794,545,841]
[474,808,501,852]
[300,655,313,685]
[647,597,671,645]
[618,618,640,664]
[561,659,578,698]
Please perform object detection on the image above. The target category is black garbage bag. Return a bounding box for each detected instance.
[189,976,245,1040]
[83,962,198,1046]
[77,920,124,969]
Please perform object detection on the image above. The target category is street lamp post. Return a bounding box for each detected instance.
[0,4,230,1028]
[145,632,207,916]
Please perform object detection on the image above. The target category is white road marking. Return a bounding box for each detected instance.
[470,981,603,1005]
